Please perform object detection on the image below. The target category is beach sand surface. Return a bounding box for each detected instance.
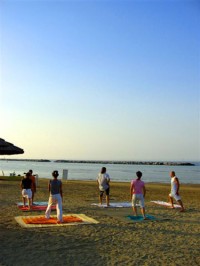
[0,179,200,266]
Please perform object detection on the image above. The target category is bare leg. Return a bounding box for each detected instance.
[132,206,138,216]
[177,200,185,212]
[141,207,146,219]
[106,195,110,206]
[22,197,26,207]
[99,195,103,205]
[168,195,174,208]
[28,198,32,209]
[32,190,34,204]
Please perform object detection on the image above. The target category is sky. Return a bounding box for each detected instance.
[0,0,200,161]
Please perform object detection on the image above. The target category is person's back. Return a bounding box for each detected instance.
[45,170,63,223]
[50,179,61,195]
[131,179,145,194]
[130,171,146,219]
[21,177,32,189]
[21,173,32,208]
[97,167,110,206]
[98,173,110,191]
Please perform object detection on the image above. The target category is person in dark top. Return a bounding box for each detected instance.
[45,170,63,223]
[21,172,32,208]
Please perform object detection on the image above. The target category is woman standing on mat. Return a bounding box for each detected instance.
[45,170,63,223]
[130,171,147,219]
[97,167,110,207]
[21,172,32,209]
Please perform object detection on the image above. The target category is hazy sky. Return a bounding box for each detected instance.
[1,0,200,161]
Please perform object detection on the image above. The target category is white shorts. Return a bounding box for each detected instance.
[132,194,145,208]
[169,193,181,201]
[22,189,32,199]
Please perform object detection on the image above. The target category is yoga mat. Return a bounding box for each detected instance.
[91,202,139,208]
[17,202,49,206]
[127,214,156,221]
[22,216,83,224]
[17,205,56,211]
[150,201,181,208]
[15,214,99,227]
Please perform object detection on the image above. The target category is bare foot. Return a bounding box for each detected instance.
[168,206,175,209]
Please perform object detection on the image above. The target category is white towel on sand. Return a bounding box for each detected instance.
[91,202,138,208]
[150,201,181,208]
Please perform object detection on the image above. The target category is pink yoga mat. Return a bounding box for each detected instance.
[18,205,56,211]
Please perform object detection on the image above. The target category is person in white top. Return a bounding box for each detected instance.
[97,167,110,206]
[169,171,185,212]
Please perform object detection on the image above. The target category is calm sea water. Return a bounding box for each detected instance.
[0,160,199,184]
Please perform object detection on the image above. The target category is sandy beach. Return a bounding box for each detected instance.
[0,179,200,266]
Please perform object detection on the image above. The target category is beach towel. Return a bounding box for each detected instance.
[127,214,156,221]
[91,202,138,208]
[17,202,56,211]
[150,201,181,208]
[15,214,99,228]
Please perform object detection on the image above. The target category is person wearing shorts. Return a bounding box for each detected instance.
[21,172,32,209]
[169,171,184,212]
[97,167,110,206]
[130,171,146,219]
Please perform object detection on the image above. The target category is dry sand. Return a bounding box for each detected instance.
[0,179,200,266]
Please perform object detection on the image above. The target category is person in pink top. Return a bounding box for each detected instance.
[130,171,147,219]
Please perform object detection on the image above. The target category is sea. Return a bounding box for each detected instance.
[0,160,200,184]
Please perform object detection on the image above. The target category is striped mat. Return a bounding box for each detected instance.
[15,214,99,227]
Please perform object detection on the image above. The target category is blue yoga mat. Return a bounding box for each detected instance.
[126,214,156,221]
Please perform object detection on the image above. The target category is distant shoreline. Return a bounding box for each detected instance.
[0,158,195,166]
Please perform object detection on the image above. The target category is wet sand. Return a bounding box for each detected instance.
[0,179,200,266]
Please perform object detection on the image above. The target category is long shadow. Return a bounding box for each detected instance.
[0,224,105,266]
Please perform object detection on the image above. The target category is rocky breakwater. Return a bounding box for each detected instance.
[54,160,195,166]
